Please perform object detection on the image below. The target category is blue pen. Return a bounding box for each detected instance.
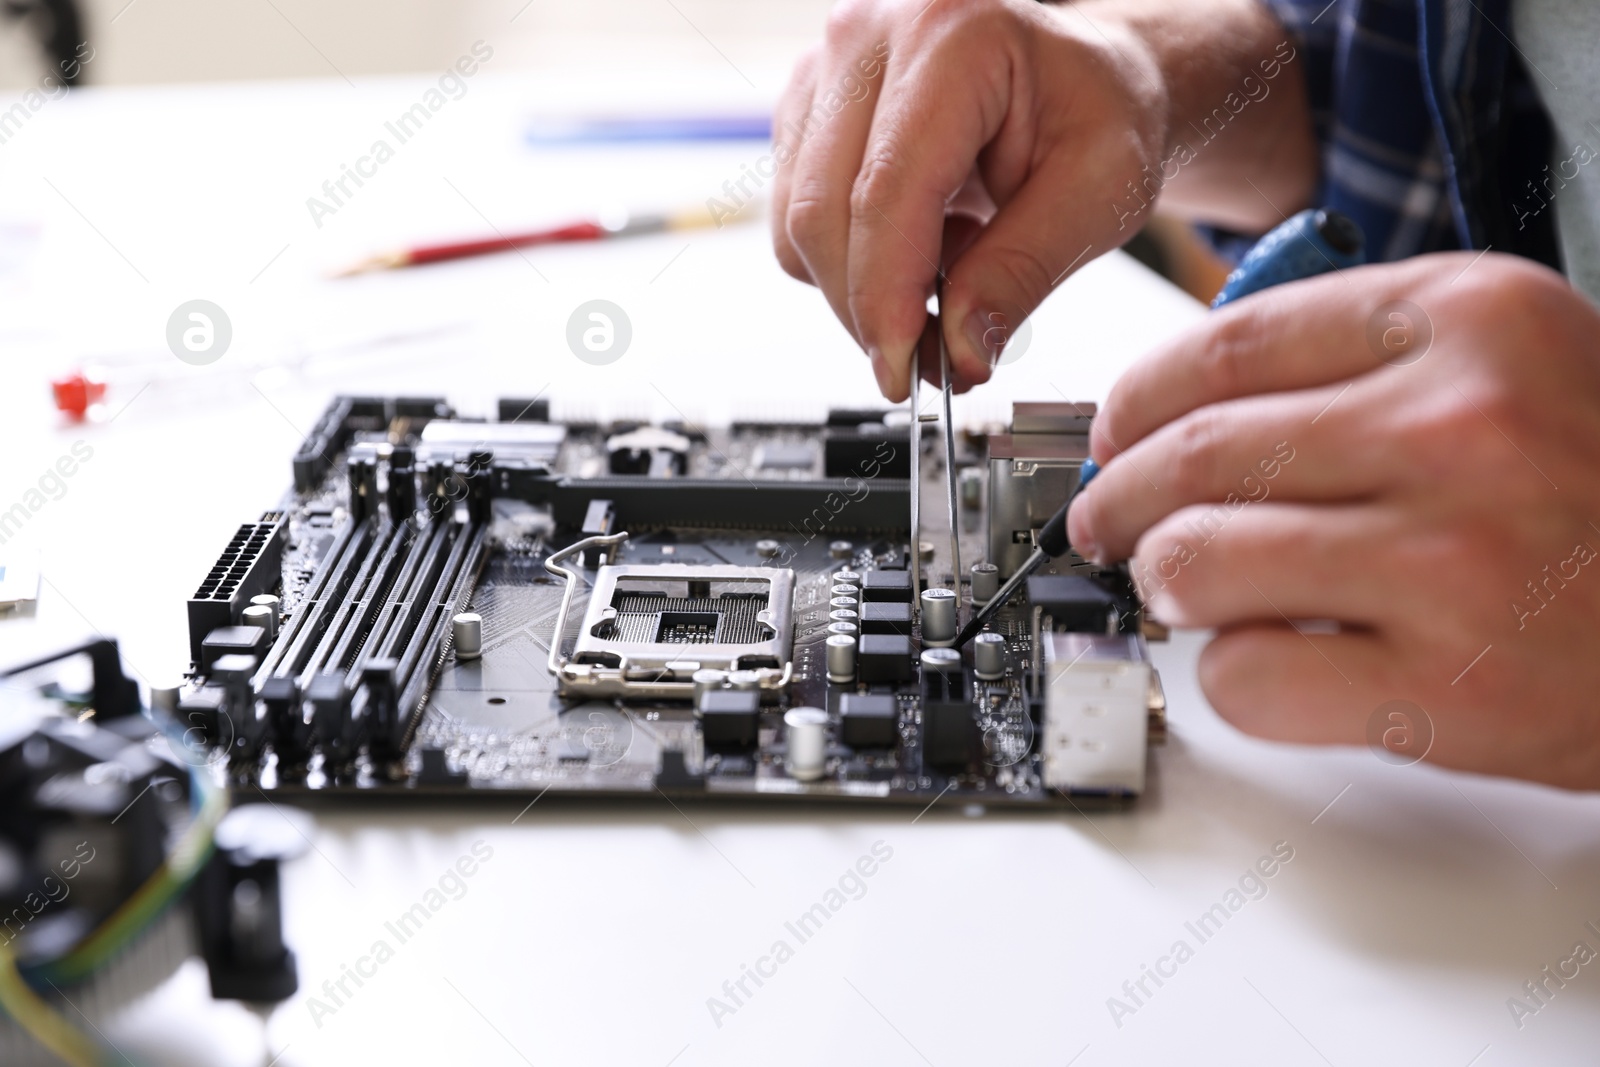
[526,115,771,146]
[954,208,1367,645]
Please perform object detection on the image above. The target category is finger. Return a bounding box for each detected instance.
[1069,381,1387,563]
[1131,502,1397,630]
[844,46,1009,401]
[1198,623,1396,745]
[927,211,994,393]
[938,146,1124,387]
[770,46,822,284]
[784,34,889,344]
[1092,257,1443,462]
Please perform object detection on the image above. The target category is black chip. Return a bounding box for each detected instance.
[699,689,760,748]
[923,701,979,770]
[840,693,899,748]
[860,601,912,634]
[1026,575,1117,632]
[861,570,913,601]
[200,625,267,672]
[857,634,914,683]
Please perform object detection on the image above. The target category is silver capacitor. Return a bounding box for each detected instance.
[970,562,1000,605]
[830,597,858,610]
[920,647,962,674]
[693,668,728,702]
[149,683,182,715]
[831,584,860,598]
[973,632,1007,680]
[241,603,277,639]
[249,593,281,627]
[452,612,483,659]
[920,587,958,646]
[728,669,762,691]
[784,707,829,781]
[826,633,857,683]
[835,570,862,583]
[829,540,853,559]
[826,621,858,637]
[830,608,859,622]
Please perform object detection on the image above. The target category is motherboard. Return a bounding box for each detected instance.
[170,396,1164,809]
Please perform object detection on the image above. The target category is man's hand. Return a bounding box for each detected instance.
[771,0,1315,401]
[1068,254,1600,789]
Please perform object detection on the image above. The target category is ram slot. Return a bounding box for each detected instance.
[255,518,374,685]
[389,521,490,748]
[359,523,457,665]
[294,522,413,692]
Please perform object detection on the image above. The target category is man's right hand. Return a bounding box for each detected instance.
[770,0,1317,401]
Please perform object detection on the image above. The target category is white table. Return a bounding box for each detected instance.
[4,67,1599,1067]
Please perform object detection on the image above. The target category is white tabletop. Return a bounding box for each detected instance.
[3,68,1599,1067]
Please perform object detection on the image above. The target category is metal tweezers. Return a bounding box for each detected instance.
[908,290,961,621]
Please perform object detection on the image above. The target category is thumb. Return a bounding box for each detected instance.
[941,157,1116,381]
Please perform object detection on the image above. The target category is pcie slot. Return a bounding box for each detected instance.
[254,518,373,685]
[295,522,413,692]
[497,472,911,532]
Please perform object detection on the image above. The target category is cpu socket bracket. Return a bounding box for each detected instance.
[546,534,795,699]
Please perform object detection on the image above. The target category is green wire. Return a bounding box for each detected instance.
[5,736,228,1064]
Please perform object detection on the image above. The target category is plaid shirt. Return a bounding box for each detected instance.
[1214,0,1559,268]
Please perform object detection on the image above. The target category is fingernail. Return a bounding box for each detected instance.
[963,308,999,367]
[1143,590,1176,624]
[867,343,887,387]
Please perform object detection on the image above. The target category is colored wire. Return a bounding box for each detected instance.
[0,939,104,1067]
[1,725,226,1065]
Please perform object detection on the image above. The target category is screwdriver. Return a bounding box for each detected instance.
[953,208,1365,648]
[953,457,1100,647]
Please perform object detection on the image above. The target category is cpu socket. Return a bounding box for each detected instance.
[562,564,795,698]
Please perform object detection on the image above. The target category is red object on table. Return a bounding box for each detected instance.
[51,372,107,420]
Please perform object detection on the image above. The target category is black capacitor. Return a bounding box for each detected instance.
[197,805,305,1003]
[213,653,266,763]
[176,686,227,747]
[362,658,402,762]
[308,672,357,768]
[387,446,416,519]
[465,449,494,524]
[423,460,457,519]
[921,658,977,770]
[347,455,378,523]
[261,676,311,769]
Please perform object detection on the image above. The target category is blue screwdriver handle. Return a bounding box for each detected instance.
[1212,208,1366,309]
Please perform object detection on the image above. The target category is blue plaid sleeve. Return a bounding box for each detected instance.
[1200,0,1458,263]
[1196,0,1557,270]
